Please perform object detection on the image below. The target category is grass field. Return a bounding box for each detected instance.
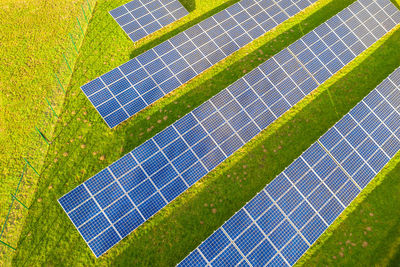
[0,0,94,265]
[2,0,400,266]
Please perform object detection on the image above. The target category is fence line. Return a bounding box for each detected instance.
[0,0,97,255]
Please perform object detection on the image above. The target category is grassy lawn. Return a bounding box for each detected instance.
[2,0,400,266]
[0,0,94,265]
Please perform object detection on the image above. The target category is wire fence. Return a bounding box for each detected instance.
[0,0,97,260]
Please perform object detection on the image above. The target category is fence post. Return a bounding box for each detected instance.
[0,163,27,249]
[87,0,92,12]
[54,73,66,93]
[23,158,40,176]
[77,17,84,36]
[82,4,88,23]
[69,33,79,54]
[10,194,29,210]
[0,240,16,251]
[35,126,50,145]
[63,53,73,73]
[45,97,58,118]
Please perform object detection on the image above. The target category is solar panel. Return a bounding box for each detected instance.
[59,0,400,257]
[179,66,400,266]
[110,0,189,42]
[83,0,320,128]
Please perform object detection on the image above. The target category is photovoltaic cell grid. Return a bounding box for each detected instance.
[110,0,189,42]
[82,0,320,128]
[58,0,400,258]
[179,67,400,267]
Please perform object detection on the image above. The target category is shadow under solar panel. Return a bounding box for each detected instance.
[179,67,400,266]
[83,0,320,128]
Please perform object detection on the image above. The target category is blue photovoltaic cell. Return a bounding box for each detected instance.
[257,204,284,233]
[58,184,90,213]
[244,190,272,220]
[114,209,144,238]
[247,239,276,266]
[222,209,252,240]
[89,227,121,257]
[60,0,400,258]
[199,228,230,262]
[235,224,264,255]
[79,213,110,242]
[179,65,400,266]
[213,244,243,266]
[83,0,323,128]
[110,0,189,43]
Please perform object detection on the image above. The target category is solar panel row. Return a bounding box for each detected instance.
[110,0,189,42]
[83,0,319,128]
[179,66,400,266]
[58,0,400,258]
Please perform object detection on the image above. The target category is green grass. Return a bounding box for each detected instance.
[0,0,95,265]
[3,0,400,266]
[299,153,400,266]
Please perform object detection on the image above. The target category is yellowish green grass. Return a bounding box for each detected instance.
[0,0,95,265]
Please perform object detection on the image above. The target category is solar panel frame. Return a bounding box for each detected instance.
[84,0,321,128]
[110,0,189,43]
[60,0,400,258]
[178,65,400,266]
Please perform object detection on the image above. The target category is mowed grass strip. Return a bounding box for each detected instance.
[11,0,400,266]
